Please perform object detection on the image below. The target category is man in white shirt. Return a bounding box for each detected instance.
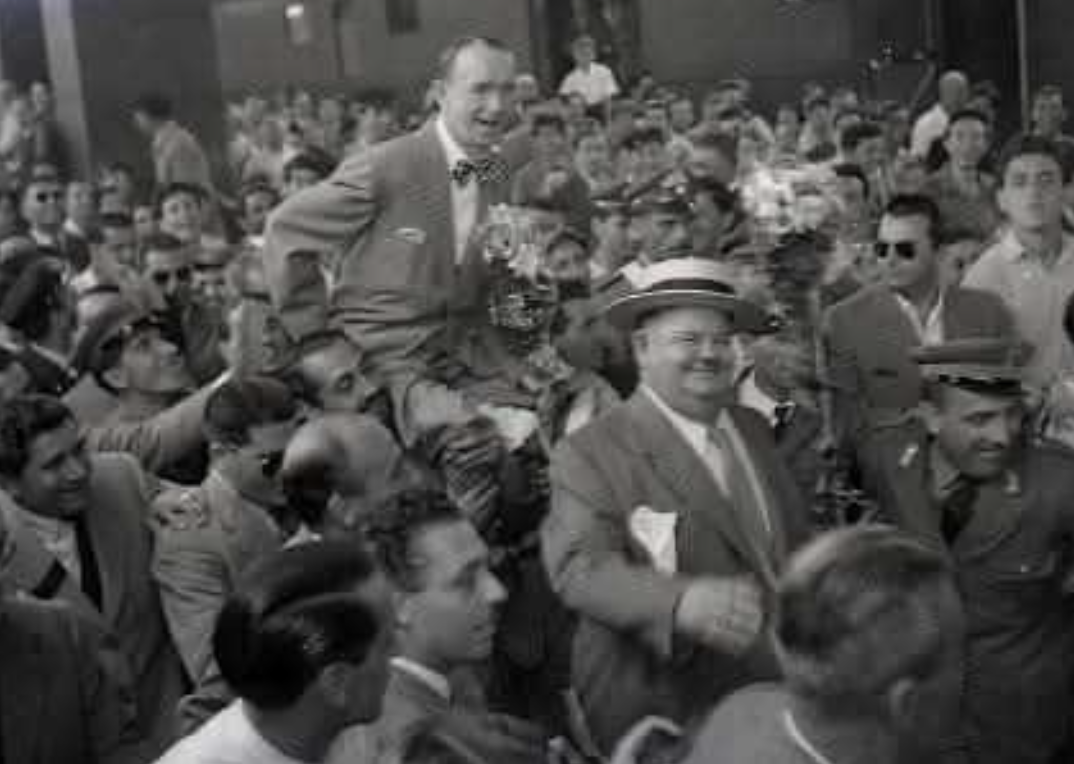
[911,70,969,159]
[155,540,395,764]
[964,135,1074,391]
[559,35,620,108]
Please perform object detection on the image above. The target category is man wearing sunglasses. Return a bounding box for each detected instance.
[142,233,226,385]
[21,175,90,273]
[151,375,302,733]
[821,194,1014,459]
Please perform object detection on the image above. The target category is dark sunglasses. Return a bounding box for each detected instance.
[259,451,284,479]
[35,191,63,202]
[873,240,919,261]
[151,267,191,286]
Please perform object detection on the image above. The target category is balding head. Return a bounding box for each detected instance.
[938,71,970,112]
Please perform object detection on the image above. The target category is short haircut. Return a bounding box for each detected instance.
[132,93,173,121]
[1034,85,1064,104]
[531,112,567,137]
[142,232,186,257]
[996,134,1066,183]
[436,36,511,82]
[776,526,954,714]
[363,488,464,592]
[155,181,206,214]
[213,540,384,710]
[945,108,990,134]
[838,121,883,154]
[882,194,942,243]
[240,181,280,208]
[688,128,737,160]
[203,375,298,447]
[283,150,336,183]
[832,162,869,191]
[0,395,75,477]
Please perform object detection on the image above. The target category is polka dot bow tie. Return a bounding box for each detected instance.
[451,155,509,187]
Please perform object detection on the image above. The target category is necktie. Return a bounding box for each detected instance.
[773,401,795,439]
[451,155,509,187]
[940,477,978,545]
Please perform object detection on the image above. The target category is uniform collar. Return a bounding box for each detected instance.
[390,657,452,702]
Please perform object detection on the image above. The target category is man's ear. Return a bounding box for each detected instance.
[428,79,446,109]
[101,364,126,391]
[885,676,918,730]
[631,328,648,358]
[317,662,354,708]
[918,399,941,436]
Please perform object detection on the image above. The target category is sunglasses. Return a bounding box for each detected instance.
[35,191,63,203]
[151,267,191,286]
[873,240,919,261]
[259,451,284,479]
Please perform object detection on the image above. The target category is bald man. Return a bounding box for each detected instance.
[912,70,970,158]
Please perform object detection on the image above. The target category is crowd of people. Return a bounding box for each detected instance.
[2,27,1074,764]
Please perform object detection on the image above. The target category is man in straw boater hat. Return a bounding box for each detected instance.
[541,257,810,751]
[858,337,1074,764]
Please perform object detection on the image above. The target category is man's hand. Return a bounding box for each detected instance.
[673,576,764,656]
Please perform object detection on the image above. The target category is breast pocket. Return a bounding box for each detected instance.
[346,231,435,292]
[962,548,1061,631]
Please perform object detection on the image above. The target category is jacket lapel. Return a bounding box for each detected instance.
[0,608,46,764]
[622,393,757,571]
[414,121,456,260]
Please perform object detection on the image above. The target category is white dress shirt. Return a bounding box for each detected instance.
[154,701,309,764]
[643,386,729,495]
[390,656,452,702]
[559,62,620,106]
[911,103,950,158]
[893,290,945,345]
[435,117,481,264]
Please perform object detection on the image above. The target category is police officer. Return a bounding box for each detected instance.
[859,337,1074,764]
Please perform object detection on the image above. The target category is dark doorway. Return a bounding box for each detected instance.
[0,0,48,87]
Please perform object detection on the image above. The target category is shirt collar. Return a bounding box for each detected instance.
[20,509,75,540]
[390,657,452,702]
[737,369,780,423]
[998,229,1074,266]
[642,385,710,446]
[436,116,469,168]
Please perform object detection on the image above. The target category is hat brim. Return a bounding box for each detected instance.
[605,289,775,334]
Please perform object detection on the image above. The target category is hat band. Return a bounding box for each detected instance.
[639,278,736,296]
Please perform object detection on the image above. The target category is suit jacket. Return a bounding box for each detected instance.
[541,393,809,750]
[264,120,512,380]
[821,285,1013,452]
[5,454,186,759]
[860,424,1074,764]
[328,664,546,764]
[0,598,136,764]
[151,470,283,732]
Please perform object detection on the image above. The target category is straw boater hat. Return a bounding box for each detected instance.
[604,257,777,333]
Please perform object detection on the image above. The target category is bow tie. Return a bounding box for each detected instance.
[451,155,509,187]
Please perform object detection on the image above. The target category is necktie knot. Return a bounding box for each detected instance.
[451,155,509,187]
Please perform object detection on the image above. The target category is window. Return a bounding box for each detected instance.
[385,0,420,35]
[285,3,313,46]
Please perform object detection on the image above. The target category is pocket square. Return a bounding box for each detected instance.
[629,505,677,575]
[393,227,427,245]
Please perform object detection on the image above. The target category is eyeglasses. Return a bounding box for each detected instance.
[873,240,919,261]
[34,191,63,203]
[151,267,191,286]
[259,451,284,479]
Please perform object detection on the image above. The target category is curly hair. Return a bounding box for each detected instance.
[361,488,463,592]
[0,394,74,477]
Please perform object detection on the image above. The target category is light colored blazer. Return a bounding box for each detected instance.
[541,393,808,750]
[264,120,513,379]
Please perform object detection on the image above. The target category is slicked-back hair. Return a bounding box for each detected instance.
[776,526,954,715]
[362,488,464,593]
[213,540,384,710]
[203,375,298,448]
[0,395,75,477]
[435,36,512,83]
[883,193,942,245]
